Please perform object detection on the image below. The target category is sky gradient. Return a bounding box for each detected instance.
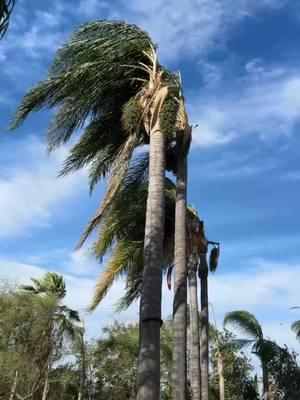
[0,0,299,368]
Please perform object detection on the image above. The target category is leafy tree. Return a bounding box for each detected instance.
[268,345,300,399]
[224,310,280,400]
[0,0,16,39]
[209,329,259,400]
[21,272,80,400]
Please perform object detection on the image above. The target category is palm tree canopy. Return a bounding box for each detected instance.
[10,20,181,246]
[21,272,66,299]
[291,320,300,341]
[224,310,263,341]
[0,0,16,39]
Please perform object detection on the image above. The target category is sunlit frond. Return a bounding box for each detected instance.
[224,310,263,340]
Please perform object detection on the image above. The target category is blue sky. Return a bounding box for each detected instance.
[0,0,300,362]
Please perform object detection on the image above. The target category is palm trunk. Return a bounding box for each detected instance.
[136,122,165,400]
[200,255,209,400]
[9,370,18,400]
[216,344,225,400]
[42,364,50,400]
[262,362,269,400]
[188,258,201,400]
[172,154,188,400]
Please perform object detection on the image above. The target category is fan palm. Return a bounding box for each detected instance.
[10,22,184,398]
[22,272,80,400]
[0,0,16,39]
[224,310,279,400]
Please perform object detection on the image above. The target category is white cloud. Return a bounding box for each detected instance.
[0,136,86,238]
[110,0,288,61]
[191,70,300,147]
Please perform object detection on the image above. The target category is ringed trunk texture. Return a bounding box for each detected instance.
[262,362,270,400]
[172,155,188,400]
[200,269,209,400]
[217,346,225,400]
[9,370,18,400]
[188,260,201,400]
[136,123,165,400]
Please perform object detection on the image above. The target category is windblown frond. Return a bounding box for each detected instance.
[21,272,66,299]
[224,310,263,340]
[0,0,16,39]
[89,240,143,311]
[292,320,300,341]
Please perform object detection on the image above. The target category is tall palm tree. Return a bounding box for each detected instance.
[10,21,182,398]
[22,272,80,400]
[224,310,279,400]
[0,0,16,39]
[172,84,192,399]
[198,238,220,400]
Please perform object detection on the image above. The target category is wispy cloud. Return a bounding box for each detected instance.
[191,64,300,147]
[0,136,86,238]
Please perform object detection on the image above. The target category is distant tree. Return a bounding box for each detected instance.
[291,320,300,341]
[268,345,300,400]
[209,328,259,400]
[224,311,280,400]
[0,0,16,39]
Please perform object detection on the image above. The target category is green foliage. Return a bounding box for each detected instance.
[209,329,259,400]
[224,310,263,341]
[291,320,300,341]
[268,345,300,399]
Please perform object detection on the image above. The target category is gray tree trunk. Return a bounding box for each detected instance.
[217,346,225,400]
[9,370,18,400]
[136,122,165,400]
[78,332,86,400]
[172,154,188,400]
[200,255,209,400]
[188,259,201,400]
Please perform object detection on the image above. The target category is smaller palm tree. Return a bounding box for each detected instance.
[22,272,80,400]
[224,310,279,400]
[0,0,16,39]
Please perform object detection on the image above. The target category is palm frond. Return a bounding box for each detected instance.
[224,310,263,340]
[0,0,16,39]
[88,240,143,311]
[291,320,300,341]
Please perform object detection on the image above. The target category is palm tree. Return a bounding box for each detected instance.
[10,22,182,397]
[0,0,16,39]
[198,237,220,400]
[22,272,80,400]
[172,84,192,399]
[291,320,300,341]
[209,324,225,400]
[224,310,279,400]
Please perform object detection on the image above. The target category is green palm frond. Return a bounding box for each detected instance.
[0,0,16,39]
[291,320,300,341]
[89,240,143,311]
[252,339,280,363]
[224,310,263,340]
[21,272,66,299]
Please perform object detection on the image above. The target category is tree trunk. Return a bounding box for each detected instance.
[78,332,86,400]
[172,154,188,400]
[9,370,18,400]
[262,362,269,400]
[216,345,225,400]
[136,122,165,400]
[200,256,209,400]
[188,259,201,400]
[42,364,50,400]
